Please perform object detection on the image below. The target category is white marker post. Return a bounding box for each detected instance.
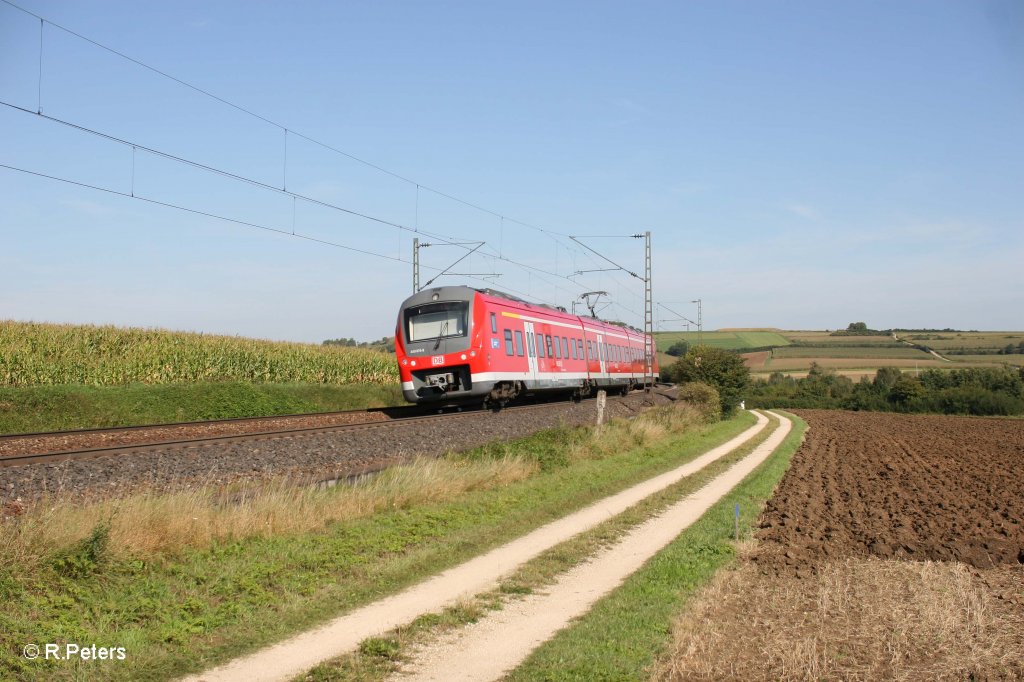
[596,390,607,426]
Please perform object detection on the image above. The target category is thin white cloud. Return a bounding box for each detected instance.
[58,199,116,218]
[784,203,821,220]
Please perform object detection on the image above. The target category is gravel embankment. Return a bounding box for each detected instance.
[1,390,676,506]
[0,410,395,457]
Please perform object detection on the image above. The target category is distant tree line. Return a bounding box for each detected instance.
[322,336,395,353]
[747,364,1024,416]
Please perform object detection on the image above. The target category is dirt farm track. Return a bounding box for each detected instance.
[757,410,1024,572]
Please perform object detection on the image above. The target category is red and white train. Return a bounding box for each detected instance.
[395,285,657,406]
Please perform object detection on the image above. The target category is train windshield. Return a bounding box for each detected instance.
[405,301,469,343]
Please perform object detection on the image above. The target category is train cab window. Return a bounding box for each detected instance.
[490,313,497,333]
[504,329,514,356]
[405,301,468,343]
[537,334,545,358]
[552,335,560,358]
[514,330,524,356]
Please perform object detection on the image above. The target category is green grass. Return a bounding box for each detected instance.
[1,409,756,681]
[782,332,896,345]
[949,354,1024,366]
[771,346,932,359]
[654,331,790,352]
[0,382,405,434]
[922,332,1024,351]
[300,413,781,682]
[506,411,807,682]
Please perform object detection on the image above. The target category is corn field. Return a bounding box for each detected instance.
[0,321,399,387]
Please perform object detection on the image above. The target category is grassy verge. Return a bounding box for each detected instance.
[300,413,781,681]
[0,381,405,434]
[2,405,755,681]
[506,410,807,681]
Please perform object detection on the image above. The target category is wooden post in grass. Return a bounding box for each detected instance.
[596,390,607,426]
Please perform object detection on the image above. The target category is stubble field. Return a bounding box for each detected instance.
[656,410,1024,681]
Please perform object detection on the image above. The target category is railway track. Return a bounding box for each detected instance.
[0,396,649,469]
[0,388,678,505]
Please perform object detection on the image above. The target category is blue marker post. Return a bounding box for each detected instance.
[734,503,740,541]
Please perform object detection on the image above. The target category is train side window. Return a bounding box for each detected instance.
[537,333,545,358]
[552,335,560,358]
[570,338,577,360]
[545,335,554,357]
[490,313,497,334]
[504,329,514,356]
[514,330,524,356]
[561,336,568,358]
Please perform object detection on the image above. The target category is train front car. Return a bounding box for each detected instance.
[395,286,489,406]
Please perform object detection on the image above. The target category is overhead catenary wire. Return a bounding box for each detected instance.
[0,0,583,249]
[1,97,592,306]
[0,100,468,249]
[1,0,649,320]
[0,162,420,266]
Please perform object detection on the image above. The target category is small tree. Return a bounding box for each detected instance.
[873,366,902,389]
[670,345,749,416]
[665,340,690,357]
[847,322,868,333]
[889,376,923,409]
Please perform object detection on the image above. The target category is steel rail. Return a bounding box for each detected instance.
[0,402,565,468]
[0,405,421,442]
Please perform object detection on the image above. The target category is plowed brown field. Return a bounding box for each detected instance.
[756,410,1024,573]
[656,410,1024,681]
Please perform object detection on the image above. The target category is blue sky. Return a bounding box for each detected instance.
[2,0,1022,342]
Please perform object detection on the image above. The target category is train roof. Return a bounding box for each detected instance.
[399,285,646,337]
[473,287,646,336]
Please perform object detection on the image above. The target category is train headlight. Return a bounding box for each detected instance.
[401,359,408,366]
[411,361,417,367]
[470,350,476,357]
[460,354,467,360]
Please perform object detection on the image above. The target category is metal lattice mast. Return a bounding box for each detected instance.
[643,230,653,390]
[413,237,420,293]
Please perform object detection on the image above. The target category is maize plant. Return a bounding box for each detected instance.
[0,321,399,387]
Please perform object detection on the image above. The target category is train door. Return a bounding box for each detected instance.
[524,321,539,387]
[595,332,606,380]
